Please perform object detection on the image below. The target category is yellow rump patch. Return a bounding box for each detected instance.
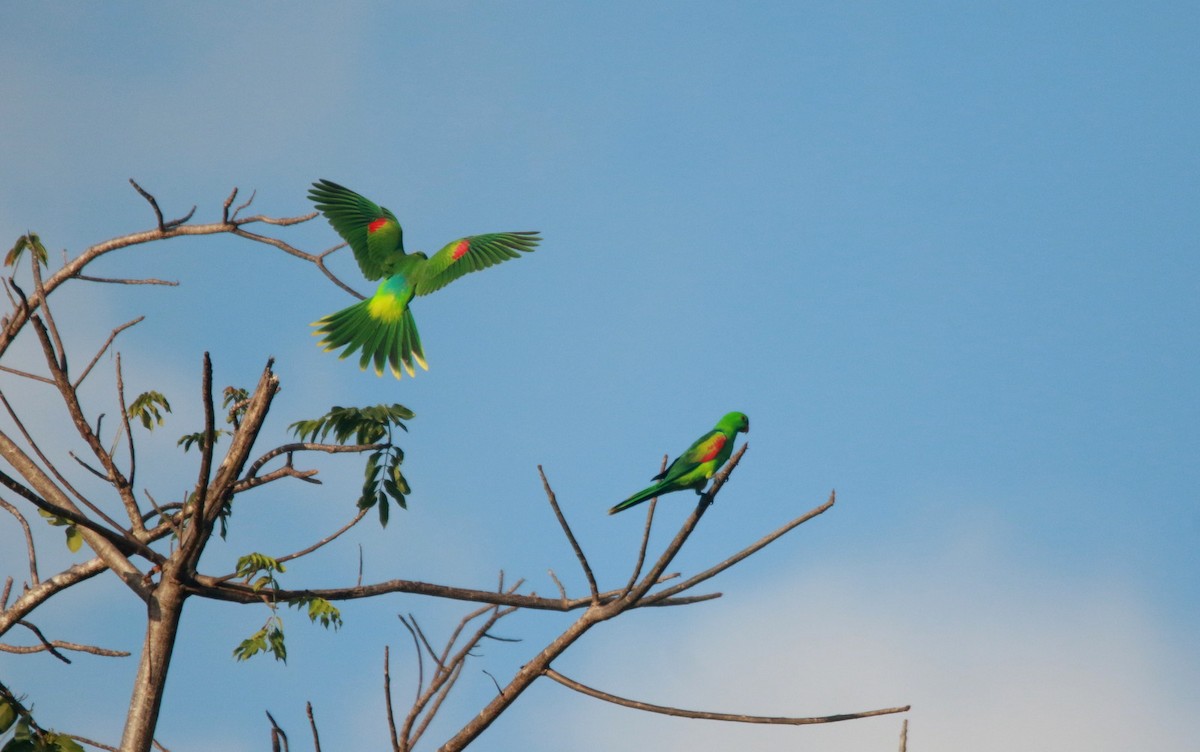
[367,295,406,323]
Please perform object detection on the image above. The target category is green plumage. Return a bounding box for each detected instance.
[609,412,750,515]
[308,179,541,378]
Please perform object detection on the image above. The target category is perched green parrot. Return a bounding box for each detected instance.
[308,179,541,378]
[609,412,750,515]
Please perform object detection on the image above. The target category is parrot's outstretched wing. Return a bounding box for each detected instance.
[414,232,541,296]
[309,179,404,281]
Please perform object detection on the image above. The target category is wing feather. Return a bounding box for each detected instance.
[414,232,540,296]
[308,179,404,281]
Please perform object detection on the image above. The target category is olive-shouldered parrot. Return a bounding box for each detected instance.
[308,179,541,378]
[610,412,750,515]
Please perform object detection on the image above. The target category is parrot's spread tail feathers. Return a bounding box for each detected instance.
[314,301,428,379]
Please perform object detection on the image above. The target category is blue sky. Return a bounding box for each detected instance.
[1,3,1197,750]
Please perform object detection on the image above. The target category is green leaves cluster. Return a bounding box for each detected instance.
[177,386,248,451]
[36,510,81,553]
[0,698,83,752]
[290,404,414,526]
[127,391,171,431]
[231,554,342,663]
[289,596,343,630]
[4,233,47,269]
[233,615,287,663]
[235,552,286,591]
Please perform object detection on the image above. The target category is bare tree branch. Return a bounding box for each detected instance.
[644,490,836,605]
[384,646,401,752]
[242,442,382,482]
[538,465,598,603]
[129,179,195,231]
[66,735,119,752]
[0,495,38,584]
[624,454,668,595]
[72,274,178,287]
[265,710,289,752]
[305,702,321,752]
[74,316,144,389]
[3,620,131,661]
[544,668,910,725]
[0,363,54,383]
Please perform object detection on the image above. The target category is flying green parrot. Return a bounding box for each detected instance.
[308,179,541,378]
[609,412,750,515]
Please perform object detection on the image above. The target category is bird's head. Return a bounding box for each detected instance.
[719,412,749,434]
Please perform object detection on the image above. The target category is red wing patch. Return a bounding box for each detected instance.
[368,218,390,234]
[696,434,727,463]
[451,239,471,260]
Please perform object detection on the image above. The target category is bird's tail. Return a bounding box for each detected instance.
[608,483,665,515]
[313,300,428,378]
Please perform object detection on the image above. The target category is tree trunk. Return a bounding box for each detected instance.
[120,579,187,752]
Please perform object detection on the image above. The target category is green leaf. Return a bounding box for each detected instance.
[37,509,67,527]
[235,552,285,580]
[46,735,84,752]
[377,490,389,527]
[233,618,286,663]
[289,404,414,525]
[2,719,33,751]
[64,525,82,553]
[5,233,47,268]
[0,701,16,734]
[177,429,229,453]
[127,391,172,431]
[289,597,343,630]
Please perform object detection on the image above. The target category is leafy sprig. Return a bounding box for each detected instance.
[290,404,414,526]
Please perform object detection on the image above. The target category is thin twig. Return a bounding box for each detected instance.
[624,454,668,595]
[115,354,139,508]
[143,490,182,541]
[66,735,119,752]
[71,274,178,287]
[538,465,598,602]
[232,189,257,222]
[900,718,908,752]
[129,179,195,231]
[222,187,239,224]
[230,228,359,299]
[73,316,144,389]
[397,618,426,707]
[547,569,568,602]
[243,442,382,481]
[406,601,518,750]
[231,464,319,493]
[265,710,288,752]
[14,620,70,662]
[28,313,143,529]
[0,636,130,658]
[644,490,835,605]
[407,616,445,672]
[544,668,910,725]
[384,646,400,752]
[306,702,321,752]
[1,392,118,526]
[0,496,38,584]
[31,256,67,372]
[0,363,54,383]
